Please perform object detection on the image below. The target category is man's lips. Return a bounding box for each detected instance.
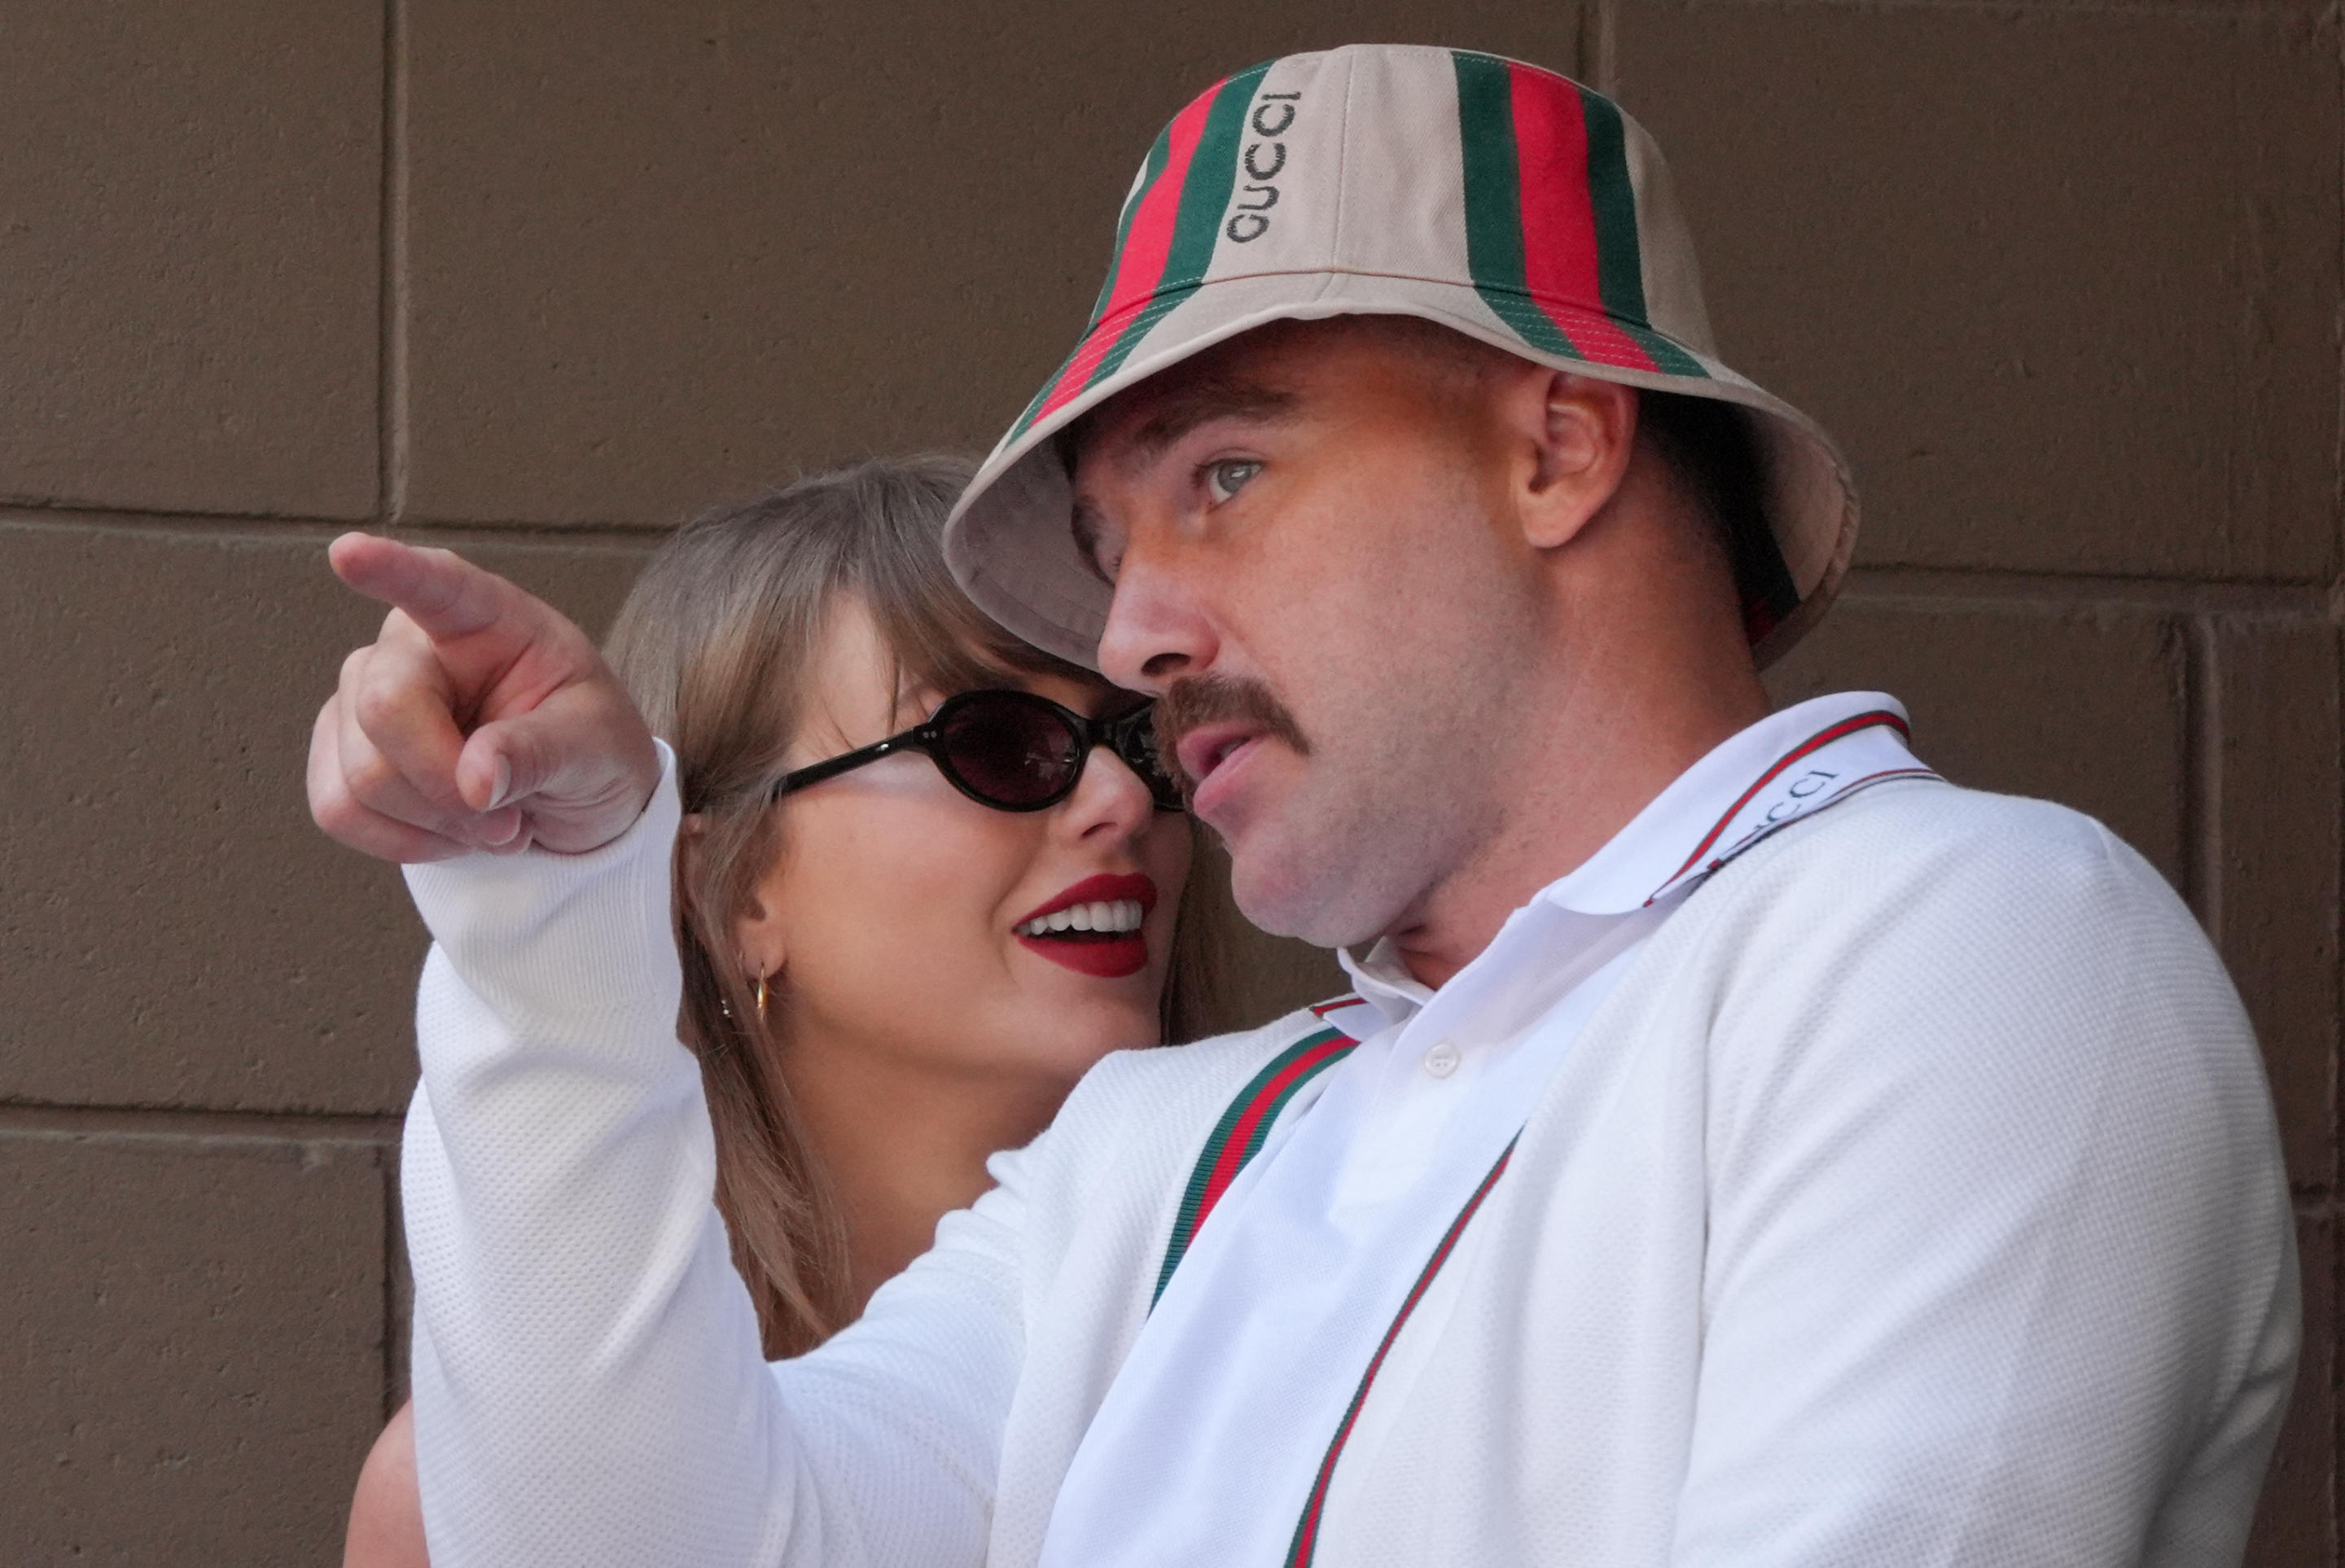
[1013,872,1157,981]
[1173,723,1267,796]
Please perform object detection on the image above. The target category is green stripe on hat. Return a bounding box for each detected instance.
[1002,64,1267,445]
[1576,90,1707,378]
[1078,61,1269,393]
[1453,51,1712,379]
[1453,51,1583,362]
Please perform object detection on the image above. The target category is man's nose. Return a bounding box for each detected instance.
[1095,549,1219,694]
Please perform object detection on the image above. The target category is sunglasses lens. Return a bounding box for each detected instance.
[935,694,1081,808]
[1116,717,1186,811]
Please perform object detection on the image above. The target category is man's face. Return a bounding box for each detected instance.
[1072,321,1549,948]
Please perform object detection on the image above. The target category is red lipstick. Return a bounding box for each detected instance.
[1013,873,1158,980]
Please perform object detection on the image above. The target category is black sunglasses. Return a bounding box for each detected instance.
[769,688,1186,814]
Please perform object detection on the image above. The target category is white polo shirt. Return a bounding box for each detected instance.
[1037,693,1936,1566]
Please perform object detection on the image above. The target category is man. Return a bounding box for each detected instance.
[313,45,2295,1566]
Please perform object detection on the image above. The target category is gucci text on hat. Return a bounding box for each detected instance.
[944,43,1858,670]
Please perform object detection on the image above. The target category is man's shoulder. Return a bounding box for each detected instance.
[1718,774,2166,919]
[1677,776,2242,1054]
[1767,771,2107,852]
[1664,773,2230,1021]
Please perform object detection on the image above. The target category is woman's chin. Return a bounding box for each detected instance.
[985,938,1172,1061]
[1002,974,1164,1057]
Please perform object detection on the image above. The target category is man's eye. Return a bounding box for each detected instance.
[1204,459,1263,504]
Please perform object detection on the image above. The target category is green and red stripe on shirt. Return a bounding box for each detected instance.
[1152,1008,1361,1306]
[1285,1138,1519,1568]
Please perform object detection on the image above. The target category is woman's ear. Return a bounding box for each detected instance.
[1510,370,1639,551]
[726,844,787,986]
[732,896,785,985]
[683,812,785,982]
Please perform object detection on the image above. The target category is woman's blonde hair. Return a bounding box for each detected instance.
[604,455,1220,1358]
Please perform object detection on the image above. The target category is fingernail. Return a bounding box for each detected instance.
[485,756,512,810]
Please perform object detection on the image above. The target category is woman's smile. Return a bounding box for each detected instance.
[1011,872,1157,978]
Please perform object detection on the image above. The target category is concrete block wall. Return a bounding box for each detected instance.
[0,0,2332,1558]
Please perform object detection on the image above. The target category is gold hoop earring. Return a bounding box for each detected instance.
[754,972,769,1018]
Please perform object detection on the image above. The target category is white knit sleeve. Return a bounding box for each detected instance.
[1672,799,2298,1567]
[399,746,1017,1566]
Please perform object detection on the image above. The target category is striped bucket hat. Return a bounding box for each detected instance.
[944,44,1858,669]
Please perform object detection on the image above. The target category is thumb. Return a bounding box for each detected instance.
[457,690,661,853]
[456,711,569,812]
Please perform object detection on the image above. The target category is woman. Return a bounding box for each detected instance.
[343,456,1209,1563]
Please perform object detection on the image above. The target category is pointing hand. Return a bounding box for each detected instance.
[307,534,660,862]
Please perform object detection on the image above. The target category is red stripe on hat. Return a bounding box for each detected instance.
[1028,84,1222,427]
[1506,63,1659,373]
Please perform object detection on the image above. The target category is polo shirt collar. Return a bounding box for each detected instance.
[1339,692,1918,1024]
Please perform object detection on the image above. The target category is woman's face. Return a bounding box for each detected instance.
[738,596,1194,1089]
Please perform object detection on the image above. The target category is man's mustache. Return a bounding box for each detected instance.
[1151,675,1311,794]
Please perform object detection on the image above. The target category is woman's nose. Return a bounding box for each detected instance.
[1060,741,1157,843]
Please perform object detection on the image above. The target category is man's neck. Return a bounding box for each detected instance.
[1386,654,1770,989]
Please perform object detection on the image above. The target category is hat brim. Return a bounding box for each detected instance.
[945,270,1857,672]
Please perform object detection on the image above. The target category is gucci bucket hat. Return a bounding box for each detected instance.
[943,43,1858,669]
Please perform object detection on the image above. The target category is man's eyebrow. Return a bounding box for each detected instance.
[1122,379,1299,461]
[1063,378,1298,580]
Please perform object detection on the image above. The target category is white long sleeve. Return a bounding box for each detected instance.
[401,750,1019,1566]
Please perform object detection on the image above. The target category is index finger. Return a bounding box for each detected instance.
[327,533,546,649]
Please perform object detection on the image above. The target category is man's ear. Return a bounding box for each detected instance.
[1513,370,1639,550]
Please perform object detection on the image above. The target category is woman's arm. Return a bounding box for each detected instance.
[343,1404,427,1568]
[309,541,1022,1566]
[398,756,1021,1566]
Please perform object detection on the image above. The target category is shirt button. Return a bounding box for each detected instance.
[1422,1041,1461,1079]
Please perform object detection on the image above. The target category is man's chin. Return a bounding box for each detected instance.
[1225,835,1388,950]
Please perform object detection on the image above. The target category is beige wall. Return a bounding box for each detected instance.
[0,1,2332,1559]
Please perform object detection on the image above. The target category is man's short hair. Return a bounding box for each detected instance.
[1636,388,1779,619]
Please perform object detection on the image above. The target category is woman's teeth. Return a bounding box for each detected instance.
[1016,899,1146,938]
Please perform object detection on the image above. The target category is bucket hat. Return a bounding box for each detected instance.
[944,44,1857,670]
